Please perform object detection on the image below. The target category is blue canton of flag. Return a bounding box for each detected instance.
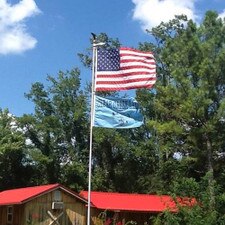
[97,48,120,71]
[94,95,144,129]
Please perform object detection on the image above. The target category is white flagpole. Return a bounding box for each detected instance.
[87,36,105,225]
[87,37,97,225]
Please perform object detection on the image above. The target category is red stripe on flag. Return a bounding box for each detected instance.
[96,71,156,78]
[121,59,155,64]
[120,47,153,55]
[120,66,155,70]
[96,84,155,91]
[96,77,156,85]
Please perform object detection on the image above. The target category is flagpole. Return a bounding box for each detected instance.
[87,35,105,225]
[87,36,97,225]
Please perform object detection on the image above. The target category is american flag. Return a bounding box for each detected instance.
[95,47,156,91]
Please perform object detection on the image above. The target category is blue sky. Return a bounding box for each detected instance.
[1,0,225,116]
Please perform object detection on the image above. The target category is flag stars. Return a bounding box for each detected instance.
[97,48,120,71]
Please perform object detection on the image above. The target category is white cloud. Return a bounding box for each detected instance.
[0,0,40,55]
[132,0,198,31]
[219,9,225,19]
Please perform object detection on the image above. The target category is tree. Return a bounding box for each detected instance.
[136,11,225,223]
[19,68,89,190]
[0,109,32,190]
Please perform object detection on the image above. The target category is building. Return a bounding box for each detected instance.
[0,184,87,225]
[80,191,189,225]
[0,184,195,225]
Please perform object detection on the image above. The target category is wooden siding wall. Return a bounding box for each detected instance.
[23,190,86,225]
[0,206,8,225]
[0,205,23,225]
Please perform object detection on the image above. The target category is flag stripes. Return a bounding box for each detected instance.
[95,81,156,91]
[95,47,156,91]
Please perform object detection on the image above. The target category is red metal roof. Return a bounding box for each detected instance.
[80,191,195,213]
[0,183,195,212]
[0,184,60,205]
[0,183,88,206]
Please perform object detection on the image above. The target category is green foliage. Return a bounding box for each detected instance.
[0,109,33,190]
[137,10,225,196]
[151,174,225,225]
[136,161,225,225]
[125,11,225,223]
[19,68,89,189]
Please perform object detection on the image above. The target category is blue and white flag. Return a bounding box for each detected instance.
[94,95,144,129]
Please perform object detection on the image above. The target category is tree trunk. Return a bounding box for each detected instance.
[205,134,215,209]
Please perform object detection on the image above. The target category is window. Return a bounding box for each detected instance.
[7,206,13,223]
[53,190,62,202]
